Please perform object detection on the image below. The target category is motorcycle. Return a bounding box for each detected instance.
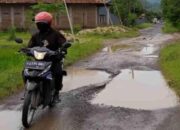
[15,38,71,128]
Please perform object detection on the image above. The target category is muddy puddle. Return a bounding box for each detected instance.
[92,69,179,110]
[0,110,22,130]
[141,44,157,55]
[102,46,112,53]
[0,68,110,130]
[144,55,158,58]
[62,67,110,92]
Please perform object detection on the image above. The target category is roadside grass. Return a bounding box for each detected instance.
[160,41,180,96]
[65,34,103,66]
[0,39,27,98]
[0,28,139,99]
[66,29,139,65]
[135,23,153,29]
[162,22,180,33]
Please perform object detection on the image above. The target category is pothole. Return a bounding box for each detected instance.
[141,44,157,55]
[102,46,112,53]
[0,110,21,130]
[144,55,158,58]
[92,69,179,110]
[102,44,134,53]
[62,67,110,92]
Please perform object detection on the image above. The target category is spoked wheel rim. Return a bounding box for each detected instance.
[22,92,37,128]
[27,105,36,125]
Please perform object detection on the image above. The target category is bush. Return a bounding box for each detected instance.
[161,0,180,26]
[162,21,180,33]
[127,13,137,26]
[7,27,16,41]
[135,23,153,29]
[73,24,82,34]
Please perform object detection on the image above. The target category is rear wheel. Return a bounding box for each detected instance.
[48,90,56,108]
[22,92,36,128]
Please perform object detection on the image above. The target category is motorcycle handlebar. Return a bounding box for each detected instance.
[18,42,71,58]
[18,48,31,55]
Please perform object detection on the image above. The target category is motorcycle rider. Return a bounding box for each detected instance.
[28,11,66,102]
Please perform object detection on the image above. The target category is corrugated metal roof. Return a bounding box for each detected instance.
[65,0,109,4]
[0,0,110,4]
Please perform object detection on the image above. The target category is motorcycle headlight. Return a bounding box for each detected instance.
[34,51,47,60]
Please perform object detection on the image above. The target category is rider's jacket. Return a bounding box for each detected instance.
[28,28,66,51]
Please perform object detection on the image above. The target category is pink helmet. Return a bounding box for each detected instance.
[35,11,53,24]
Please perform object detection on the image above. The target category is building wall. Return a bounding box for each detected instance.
[58,4,98,29]
[85,5,97,28]
[0,4,109,30]
[0,5,12,30]
[0,4,25,30]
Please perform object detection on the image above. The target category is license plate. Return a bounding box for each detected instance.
[25,61,51,70]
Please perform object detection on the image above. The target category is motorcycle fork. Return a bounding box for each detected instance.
[31,90,41,109]
[26,82,42,109]
[42,80,52,107]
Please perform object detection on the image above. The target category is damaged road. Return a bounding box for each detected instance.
[0,24,180,130]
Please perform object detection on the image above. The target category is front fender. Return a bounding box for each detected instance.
[26,81,37,91]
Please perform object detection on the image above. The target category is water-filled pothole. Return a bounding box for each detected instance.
[0,110,21,130]
[92,69,179,110]
[144,55,158,58]
[141,44,157,55]
[102,46,112,53]
[62,67,110,92]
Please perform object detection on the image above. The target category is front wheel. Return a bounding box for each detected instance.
[22,92,36,128]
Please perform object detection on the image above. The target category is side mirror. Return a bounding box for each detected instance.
[15,38,23,44]
[63,42,71,49]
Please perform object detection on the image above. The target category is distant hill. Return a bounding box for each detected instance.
[141,0,161,12]
[147,0,160,4]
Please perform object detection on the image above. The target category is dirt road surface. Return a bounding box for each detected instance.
[0,24,180,130]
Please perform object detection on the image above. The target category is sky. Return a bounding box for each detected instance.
[147,0,161,3]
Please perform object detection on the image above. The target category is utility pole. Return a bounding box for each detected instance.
[103,0,113,26]
[113,0,123,25]
[63,0,75,41]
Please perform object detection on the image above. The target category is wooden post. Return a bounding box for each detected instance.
[0,6,2,29]
[63,0,75,41]
[113,0,123,25]
[22,6,25,28]
[95,6,98,27]
[103,2,113,26]
[11,7,14,27]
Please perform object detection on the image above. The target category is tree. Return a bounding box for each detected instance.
[25,1,65,31]
[111,0,144,26]
[161,0,180,26]
[31,1,65,13]
[32,1,65,25]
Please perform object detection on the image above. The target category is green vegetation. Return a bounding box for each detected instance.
[111,0,162,26]
[161,0,180,33]
[135,23,153,29]
[65,28,139,65]
[0,32,29,98]
[7,27,17,41]
[92,30,139,39]
[162,22,180,33]
[25,2,65,31]
[65,34,103,66]
[111,0,144,26]
[160,41,180,96]
[0,28,139,99]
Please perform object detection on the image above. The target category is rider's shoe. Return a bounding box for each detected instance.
[53,92,61,103]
